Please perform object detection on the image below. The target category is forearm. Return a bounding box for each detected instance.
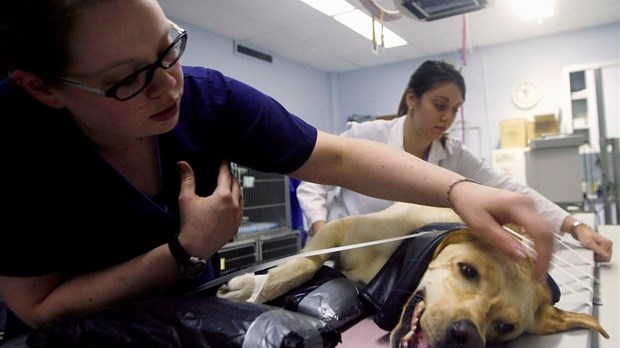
[560,215,590,240]
[8,244,182,328]
[292,131,462,207]
[296,181,330,225]
[309,220,326,236]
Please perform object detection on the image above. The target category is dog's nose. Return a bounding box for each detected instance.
[447,319,484,348]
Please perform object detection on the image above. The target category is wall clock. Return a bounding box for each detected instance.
[512,80,540,110]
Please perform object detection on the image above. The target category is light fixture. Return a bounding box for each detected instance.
[508,0,554,22]
[300,0,407,48]
[300,0,355,16]
[334,9,407,48]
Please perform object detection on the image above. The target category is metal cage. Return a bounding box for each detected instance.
[218,164,300,274]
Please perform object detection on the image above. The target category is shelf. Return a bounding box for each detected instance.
[571,89,588,100]
[573,118,589,129]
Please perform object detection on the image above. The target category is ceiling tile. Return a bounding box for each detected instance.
[159,0,620,72]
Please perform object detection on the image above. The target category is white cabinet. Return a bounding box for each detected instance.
[563,67,600,150]
[562,61,620,153]
[492,136,585,205]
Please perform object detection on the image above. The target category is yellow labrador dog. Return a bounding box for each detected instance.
[217,203,609,347]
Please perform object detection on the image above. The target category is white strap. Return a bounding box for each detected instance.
[247,274,268,303]
[187,230,435,295]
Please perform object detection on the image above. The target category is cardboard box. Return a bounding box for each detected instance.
[527,121,535,144]
[492,148,528,185]
[500,118,529,148]
[533,114,559,138]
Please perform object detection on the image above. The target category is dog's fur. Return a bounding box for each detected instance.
[217,202,609,347]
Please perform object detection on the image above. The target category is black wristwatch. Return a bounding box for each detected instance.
[168,234,208,279]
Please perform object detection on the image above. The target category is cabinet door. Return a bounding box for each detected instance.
[563,61,620,152]
[563,67,600,150]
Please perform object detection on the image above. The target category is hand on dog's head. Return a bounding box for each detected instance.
[391,229,608,348]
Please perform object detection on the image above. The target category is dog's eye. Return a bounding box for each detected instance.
[495,322,515,334]
[458,262,478,280]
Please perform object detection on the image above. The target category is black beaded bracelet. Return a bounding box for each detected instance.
[446,178,480,209]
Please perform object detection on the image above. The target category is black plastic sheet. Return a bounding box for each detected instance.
[266,265,368,330]
[25,296,341,348]
[361,222,465,331]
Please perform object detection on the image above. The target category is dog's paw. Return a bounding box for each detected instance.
[216,273,255,301]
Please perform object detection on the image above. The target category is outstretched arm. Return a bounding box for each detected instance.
[290,130,555,281]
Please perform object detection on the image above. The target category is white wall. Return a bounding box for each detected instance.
[177,18,618,163]
[336,22,620,162]
[177,20,334,132]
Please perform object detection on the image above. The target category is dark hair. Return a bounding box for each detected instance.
[0,0,101,79]
[397,60,466,116]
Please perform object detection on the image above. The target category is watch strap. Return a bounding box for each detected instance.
[569,221,585,240]
[168,234,208,278]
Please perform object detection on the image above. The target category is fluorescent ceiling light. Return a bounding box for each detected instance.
[509,0,554,22]
[300,0,354,16]
[334,9,407,48]
[300,0,407,48]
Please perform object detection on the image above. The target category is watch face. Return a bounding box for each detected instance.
[512,81,539,109]
[183,257,208,278]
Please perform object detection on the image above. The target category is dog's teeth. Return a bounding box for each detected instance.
[410,316,418,332]
[415,300,426,317]
[410,300,425,329]
[403,330,414,340]
[401,330,414,347]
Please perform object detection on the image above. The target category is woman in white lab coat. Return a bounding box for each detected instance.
[297,60,612,262]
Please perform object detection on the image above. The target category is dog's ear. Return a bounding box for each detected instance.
[431,229,474,259]
[527,302,609,339]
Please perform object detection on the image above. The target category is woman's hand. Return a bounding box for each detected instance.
[449,181,555,282]
[309,220,326,237]
[574,225,613,262]
[177,160,244,257]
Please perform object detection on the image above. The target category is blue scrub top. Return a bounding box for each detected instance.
[0,66,317,281]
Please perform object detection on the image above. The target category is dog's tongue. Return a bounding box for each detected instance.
[416,331,430,348]
[402,328,429,348]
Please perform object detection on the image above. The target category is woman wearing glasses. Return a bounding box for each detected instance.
[0,0,557,339]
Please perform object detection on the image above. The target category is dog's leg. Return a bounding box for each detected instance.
[257,255,327,302]
[217,221,343,302]
[217,254,330,303]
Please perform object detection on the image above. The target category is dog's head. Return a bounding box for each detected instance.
[390,230,609,348]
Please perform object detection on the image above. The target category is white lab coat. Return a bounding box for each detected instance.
[296,116,569,233]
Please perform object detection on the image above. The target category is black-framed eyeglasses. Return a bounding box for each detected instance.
[57,20,187,101]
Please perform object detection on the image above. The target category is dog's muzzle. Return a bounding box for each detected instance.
[392,291,485,348]
[392,292,427,348]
